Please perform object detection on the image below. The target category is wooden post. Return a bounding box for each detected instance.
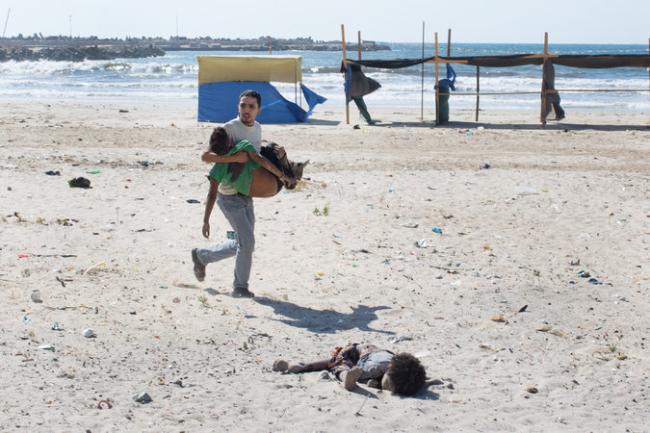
[475,66,480,122]
[341,24,349,124]
[434,32,439,125]
[447,28,451,56]
[540,32,549,125]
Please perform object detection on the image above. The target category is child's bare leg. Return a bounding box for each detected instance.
[339,367,363,391]
[273,358,330,373]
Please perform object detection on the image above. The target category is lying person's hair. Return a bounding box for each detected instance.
[386,353,426,396]
[209,127,232,155]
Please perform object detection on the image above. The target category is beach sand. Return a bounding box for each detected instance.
[1,101,649,432]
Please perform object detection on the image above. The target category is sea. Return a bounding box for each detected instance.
[0,43,648,113]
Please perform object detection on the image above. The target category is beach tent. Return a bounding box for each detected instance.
[197,55,326,123]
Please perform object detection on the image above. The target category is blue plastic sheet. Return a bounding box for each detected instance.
[198,81,326,124]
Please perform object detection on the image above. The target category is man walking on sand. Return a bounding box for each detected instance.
[191,90,264,298]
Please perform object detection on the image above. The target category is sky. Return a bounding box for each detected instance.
[2,0,649,44]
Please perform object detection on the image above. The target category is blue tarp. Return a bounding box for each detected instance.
[198,81,326,124]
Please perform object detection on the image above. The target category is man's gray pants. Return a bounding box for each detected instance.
[196,193,255,290]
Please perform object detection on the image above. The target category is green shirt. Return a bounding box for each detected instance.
[208,139,261,196]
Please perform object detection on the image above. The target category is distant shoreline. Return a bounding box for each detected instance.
[0,35,391,62]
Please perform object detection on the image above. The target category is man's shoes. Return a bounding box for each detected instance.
[191,248,205,282]
[232,287,255,298]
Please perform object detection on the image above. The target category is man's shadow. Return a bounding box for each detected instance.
[254,297,394,335]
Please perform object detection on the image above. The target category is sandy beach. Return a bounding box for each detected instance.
[1,100,649,432]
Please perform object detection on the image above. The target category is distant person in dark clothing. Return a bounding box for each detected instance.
[341,62,381,125]
[435,64,457,124]
[542,60,565,121]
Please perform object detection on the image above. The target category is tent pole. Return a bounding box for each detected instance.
[341,24,349,125]
[420,21,425,122]
[540,32,549,125]
[476,66,480,122]
[357,31,362,60]
[434,32,439,125]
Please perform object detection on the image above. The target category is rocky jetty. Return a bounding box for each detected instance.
[0,34,390,62]
[0,45,165,62]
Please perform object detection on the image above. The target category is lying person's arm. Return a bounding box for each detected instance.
[202,151,249,164]
[202,179,219,239]
[246,151,289,184]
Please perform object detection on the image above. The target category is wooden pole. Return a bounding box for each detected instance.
[435,32,439,125]
[421,21,425,121]
[540,32,549,125]
[447,28,451,57]
[475,66,480,122]
[341,24,349,124]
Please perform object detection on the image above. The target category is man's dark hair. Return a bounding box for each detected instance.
[386,353,426,396]
[240,90,261,107]
[209,127,232,155]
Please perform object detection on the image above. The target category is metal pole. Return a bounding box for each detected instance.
[341,24,349,124]
[540,32,549,125]
[475,66,480,122]
[420,21,425,121]
[2,8,10,38]
[434,32,439,125]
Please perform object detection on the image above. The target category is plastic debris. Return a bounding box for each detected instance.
[432,227,443,235]
[133,392,152,404]
[68,177,91,189]
[82,328,97,338]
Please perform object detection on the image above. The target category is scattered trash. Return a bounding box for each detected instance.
[119,109,129,113]
[432,227,443,235]
[137,160,151,168]
[401,222,419,228]
[133,392,152,404]
[390,335,413,344]
[526,386,539,394]
[82,328,97,338]
[226,230,236,240]
[45,170,61,176]
[97,399,113,409]
[353,124,360,130]
[31,290,43,303]
[17,253,29,260]
[482,244,492,251]
[416,239,428,248]
[86,169,101,175]
[39,344,55,352]
[518,305,528,313]
[570,258,581,266]
[186,199,201,204]
[68,177,91,189]
[588,278,603,285]
[514,185,538,196]
[388,184,395,193]
[51,322,63,331]
[479,163,491,170]
[491,314,507,323]
[577,270,591,278]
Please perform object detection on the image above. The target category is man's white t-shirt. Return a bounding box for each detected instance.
[218,118,262,195]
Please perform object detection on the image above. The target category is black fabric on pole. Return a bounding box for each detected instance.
[345,54,650,69]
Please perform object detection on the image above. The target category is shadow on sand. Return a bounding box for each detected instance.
[360,119,649,131]
[254,296,394,335]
